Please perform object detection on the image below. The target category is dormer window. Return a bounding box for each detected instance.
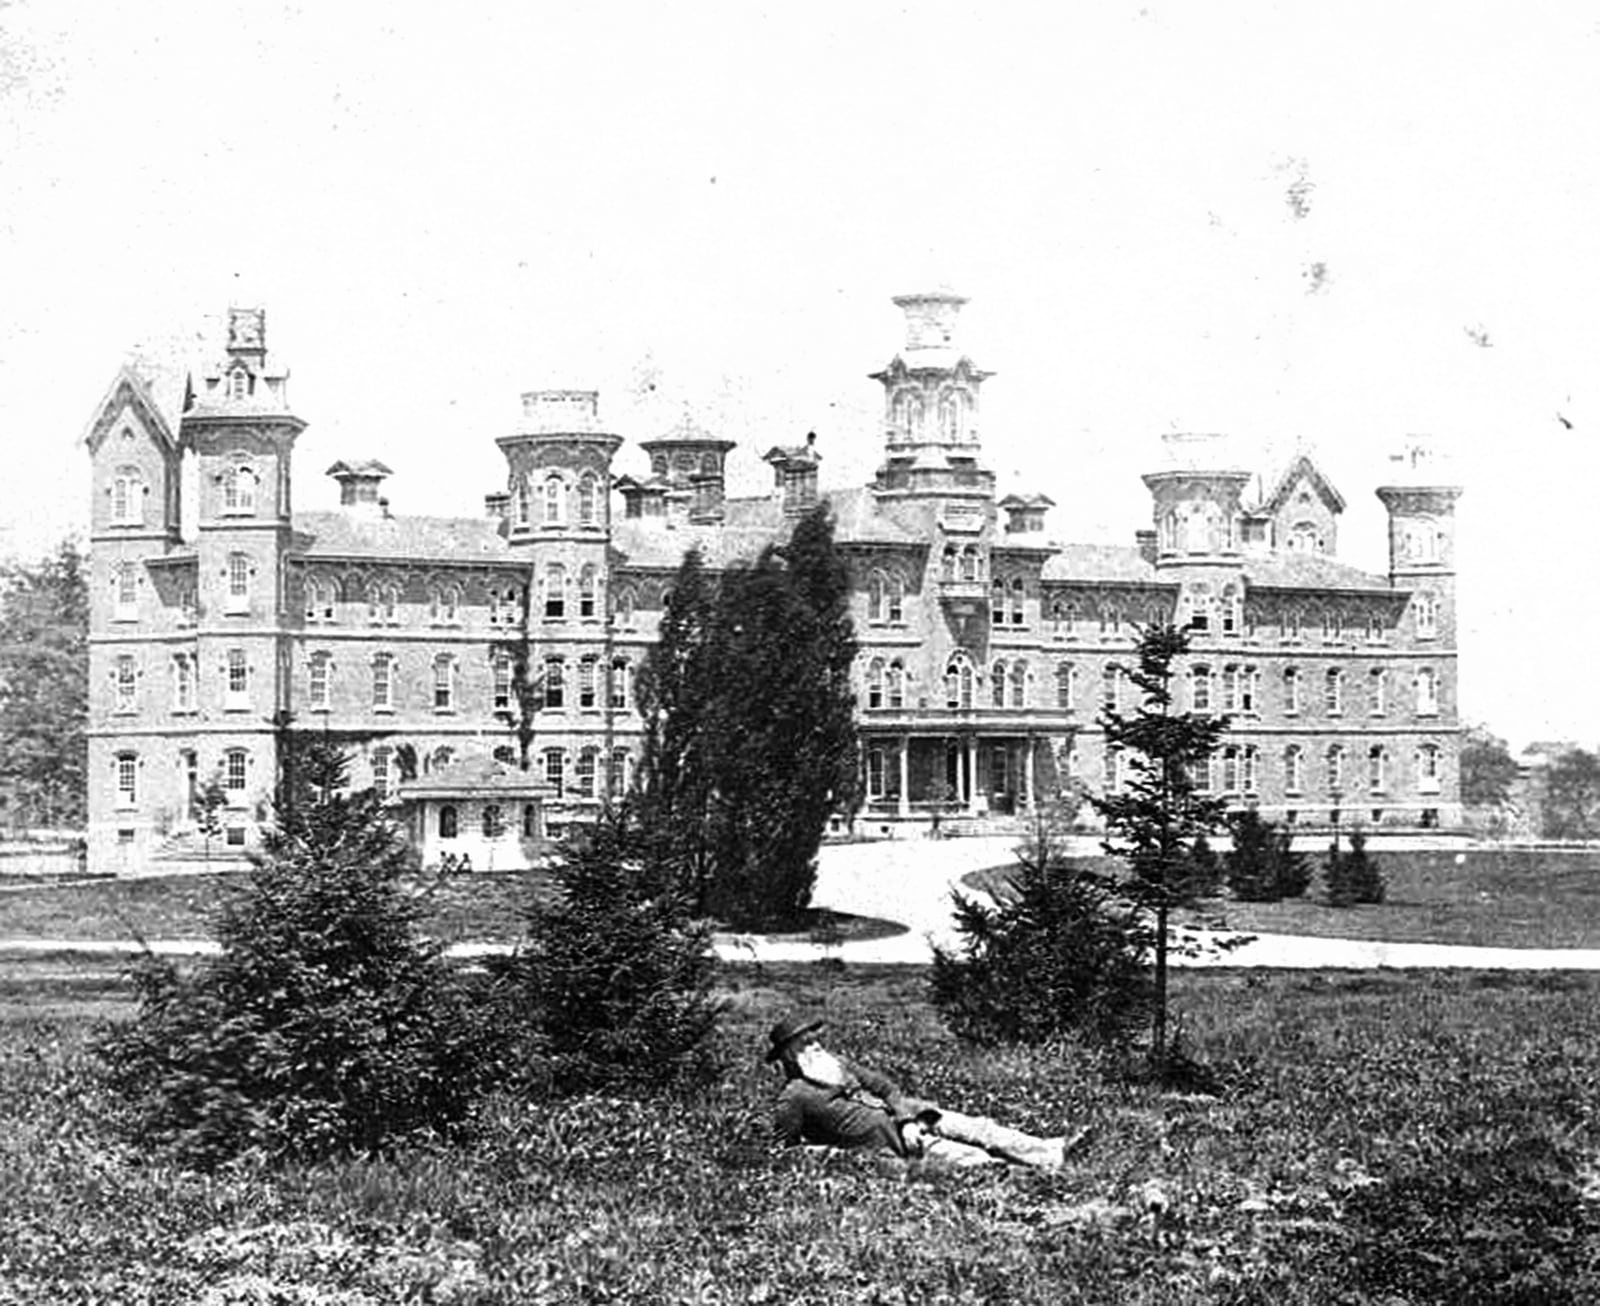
[229,367,249,400]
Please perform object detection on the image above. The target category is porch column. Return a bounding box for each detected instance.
[966,735,979,814]
[897,737,910,818]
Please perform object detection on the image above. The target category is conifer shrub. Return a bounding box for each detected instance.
[1185,834,1223,898]
[1326,828,1384,906]
[1224,809,1280,902]
[95,743,497,1166]
[1272,826,1313,899]
[494,808,725,1093]
[930,812,1151,1050]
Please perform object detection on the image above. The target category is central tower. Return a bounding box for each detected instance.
[869,290,995,503]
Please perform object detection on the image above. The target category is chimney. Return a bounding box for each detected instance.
[327,459,393,522]
[1136,530,1158,565]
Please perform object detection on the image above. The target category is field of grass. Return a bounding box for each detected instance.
[964,847,1600,951]
[3,960,1598,1302]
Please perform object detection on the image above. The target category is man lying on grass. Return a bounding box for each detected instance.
[766,1013,1090,1171]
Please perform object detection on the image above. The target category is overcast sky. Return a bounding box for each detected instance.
[2,1,1596,749]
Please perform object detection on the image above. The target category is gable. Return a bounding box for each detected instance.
[1262,454,1346,515]
[82,367,178,458]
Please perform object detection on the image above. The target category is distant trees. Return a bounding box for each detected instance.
[0,540,88,829]
[1542,749,1600,840]
[635,505,858,928]
[1092,624,1230,1068]
[1460,725,1519,810]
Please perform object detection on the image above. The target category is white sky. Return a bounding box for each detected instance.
[2,1,1596,749]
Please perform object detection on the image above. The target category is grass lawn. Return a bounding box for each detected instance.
[966,847,1600,950]
[3,960,1598,1302]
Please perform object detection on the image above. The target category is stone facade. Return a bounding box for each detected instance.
[82,294,1463,871]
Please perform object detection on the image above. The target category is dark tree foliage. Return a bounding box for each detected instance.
[1460,724,1520,809]
[636,506,859,927]
[1541,749,1600,840]
[95,741,495,1165]
[930,802,1150,1050]
[496,806,724,1092]
[1092,624,1229,1067]
[0,539,88,829]
[1326,827,1385,906]
[1186,833,1223,898]
[1225,809,1308,902]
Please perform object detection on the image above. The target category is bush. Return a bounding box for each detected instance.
[1225,810,1308,901]
[1185,834,1223,898]
[494,808,725,1092]
[1273,826,1313,899]
[930,813,1150,1049]
[95,743,496,1165]
[1326,828,1385,907]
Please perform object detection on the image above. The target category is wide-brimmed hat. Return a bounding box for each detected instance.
[764,1013,825,1062]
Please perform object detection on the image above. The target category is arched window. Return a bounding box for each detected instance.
[111,469,145,525]
[226,648,249,708]
[941,547,957,581]
[114,654,137,712]
[1418,744,1442,794]
[577,473,599,526]
[610,657,631,711]
[482,805,505,838]
[1056,662,1077,711]
[432,654,455,711]
[866,658,885,710]
[887,575,904,623]
[1010,660,1027,708]
[1415,593,1438,638]
[114,751,139,807]
[1221,746,1239,794]
[543,748,565,796]
[1369,668,1387,715]
[438,805,459,840]
[492,652,513,713]
[961,546,979,582]
[229,367,249,400]
[1368,746,1387,793]
[172,653,196,713]
[939,392,961,442]
[1010,578,1025,626]
[1102,664,1120,712]
[991,580,1007,625]
[886,660,905,709]
[578,655,598,709]
[1416,667,1438,715]
[904,393,925,438]
[990,659,1007,708]
[1283,667,1301,714]
[575,748,598,799]
[1326,745,1345,792]
[515,478,531,528]
[1285,745,1304,794]
[578,566,598,620]
[1190,666,1212,713]
[1324,667,1343,715]
[1221,584,1240,636]
[869,572,886,621]
[1242,745,1259,795]
[542,474,565,525]
[430,586,459,625]
[543,656,565,710]
[945,653,974,710]
[543,563,566,619]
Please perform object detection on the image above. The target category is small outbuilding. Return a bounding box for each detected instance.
[398,754,554,872]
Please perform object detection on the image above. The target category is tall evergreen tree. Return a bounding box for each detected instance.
[634,507,859,927]
[0,539,89,829]
[1092,623,1229,1069]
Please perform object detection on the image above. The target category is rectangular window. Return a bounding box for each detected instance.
[1240,668,1257,714]
[1325,669,1343,716]
[226,649,249,710]
[1191,669,1211,713]
[887,583,903,624]
[114,566,138,620]
[115,753,137,807]
[1283,668,1300,715]
[433,657,455,711]
[543,748,565,796]
[226,749,247,794]
[1416,668,1439,716]
[579,656,598,709]
[610,659,629,711]
[373,654,394,711]
[372,748,391,801]
[492,656,512,713]
[544,657,565,710]
[115,655,137,713]
[1242,746,1259,795]
[1369,669,1387,716]
[226,553,250,614]
[309,654,330,711]
[575,750,597,798]
[1221,747,1239,793]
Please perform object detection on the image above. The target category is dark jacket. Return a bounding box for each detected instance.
[773,1055,939,1156]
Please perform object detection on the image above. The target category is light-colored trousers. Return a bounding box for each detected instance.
[918,1110,1062,1169]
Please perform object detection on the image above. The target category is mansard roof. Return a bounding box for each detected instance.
[1242,552,1392,594]
[292,510,510,563]
[81,366,179,456]
[1261,454,1346,515]
[1042,544,1162,585]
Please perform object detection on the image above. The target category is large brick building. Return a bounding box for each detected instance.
[82,293,1462,871]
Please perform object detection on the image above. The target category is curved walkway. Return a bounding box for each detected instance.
[6,835,1600,970]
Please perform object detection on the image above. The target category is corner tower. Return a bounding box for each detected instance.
[1142,433,1252,634]
[1377,436,1463,649]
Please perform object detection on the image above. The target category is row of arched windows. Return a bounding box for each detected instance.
[889,388,972,444]
[302,650,634,716]
[1095,742,1442,798]
[1280,666,1439,717]
[513,470,604,530]
[302,570,610,626]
